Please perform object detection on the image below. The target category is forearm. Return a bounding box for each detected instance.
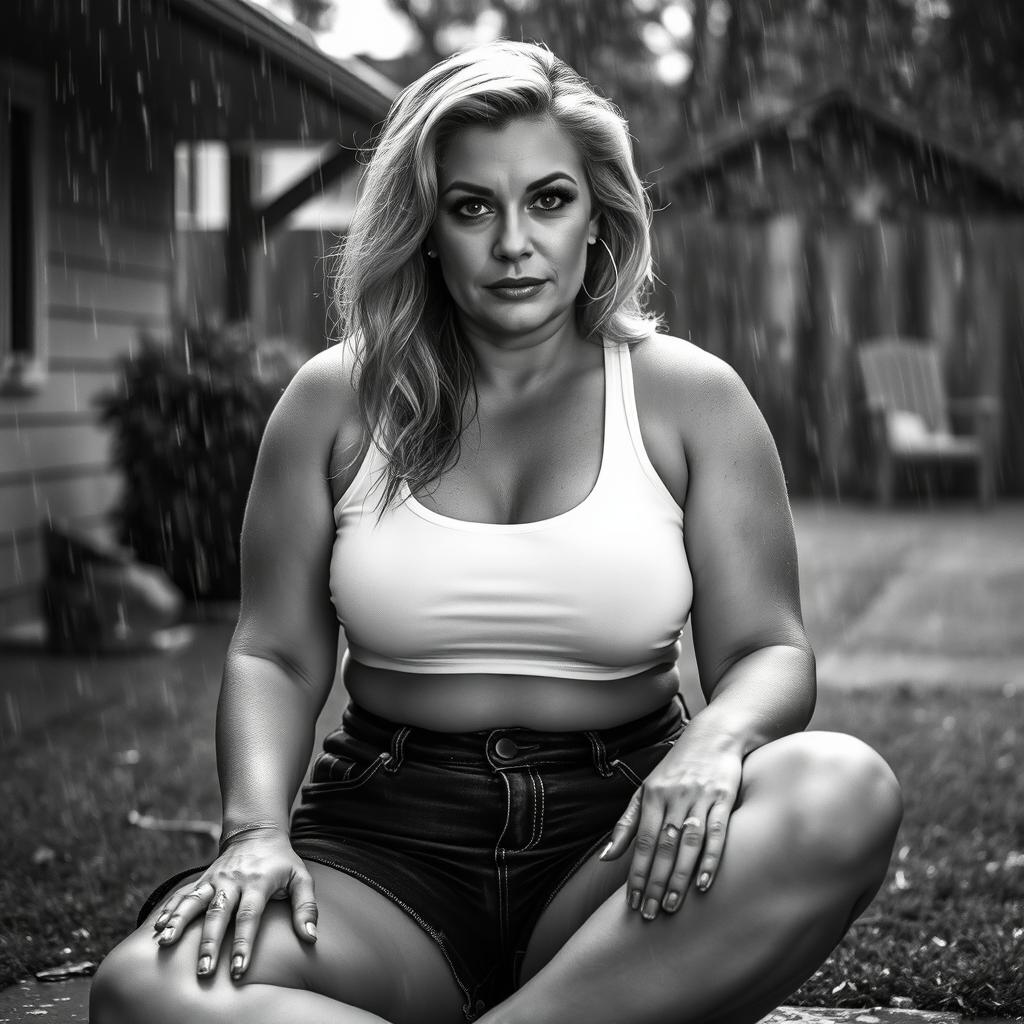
[689,643,816,757]
[215,648,325,836]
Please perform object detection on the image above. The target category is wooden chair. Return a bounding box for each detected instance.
[856,338,1000,505]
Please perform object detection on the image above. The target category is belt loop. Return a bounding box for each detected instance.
[585,730,615,777]
[674,691,691,725]
[386,725,410,772]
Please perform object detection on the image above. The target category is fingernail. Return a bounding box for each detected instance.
[663,891,680,911]
[642,898,659,920]
[231,954,244,977]
[629,889,641,911]
[305,921,318,940]
[197,955,211,976]
[697,872,711,891]
[154,912,168,929]
[599,841,613,860]
[159,926,175,943]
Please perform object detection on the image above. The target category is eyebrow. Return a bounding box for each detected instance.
[440,172,579,197]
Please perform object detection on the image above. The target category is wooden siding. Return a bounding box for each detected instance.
[651,211,1024,498]
[0,75,175,628]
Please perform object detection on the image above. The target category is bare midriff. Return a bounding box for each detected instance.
[343,656,682,732]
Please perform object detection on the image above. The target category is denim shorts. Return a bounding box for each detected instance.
[138,695,686,1023]
[289,696,686,1021]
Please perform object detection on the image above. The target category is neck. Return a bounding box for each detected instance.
[457,310,591,394]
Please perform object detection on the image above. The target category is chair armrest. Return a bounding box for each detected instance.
[948,395,1001,418]
[948,396,1000,452]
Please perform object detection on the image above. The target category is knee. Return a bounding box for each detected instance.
[90,935,156,1024]
[91,930,194,1024]
[773,732,903,872]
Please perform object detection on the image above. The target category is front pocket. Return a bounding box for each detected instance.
[305,750,393,793]
[608,738,676,789]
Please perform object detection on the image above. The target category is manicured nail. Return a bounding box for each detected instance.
[305,922,318,940]
[231,954,244,977]
[599,841,613,860]
[629,889,641,911]
[197,955,211,976]
[154,912,168,929]
[697,872,711,891]
[642,898,659,920]
[159,926,175,943]
[663,891,680,911]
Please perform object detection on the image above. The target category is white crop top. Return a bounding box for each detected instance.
[329,341,692,680]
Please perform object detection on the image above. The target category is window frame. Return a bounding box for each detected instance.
[1,62,48,396]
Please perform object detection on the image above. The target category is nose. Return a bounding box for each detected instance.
[493,212,532,263]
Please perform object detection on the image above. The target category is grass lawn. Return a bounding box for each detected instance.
[1,670,1021,1016]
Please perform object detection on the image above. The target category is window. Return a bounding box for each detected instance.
[1,64,47,394]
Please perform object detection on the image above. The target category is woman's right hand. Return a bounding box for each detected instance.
[151,829,318,980]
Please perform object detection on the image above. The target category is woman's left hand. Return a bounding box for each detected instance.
[600,731,743,920]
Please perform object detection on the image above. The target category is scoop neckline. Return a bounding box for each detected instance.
[401,345,612,533]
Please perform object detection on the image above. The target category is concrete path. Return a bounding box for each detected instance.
[674,500,1024,712]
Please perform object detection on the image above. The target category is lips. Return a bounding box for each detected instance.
[486,278,546,288]
[485,278,548,301]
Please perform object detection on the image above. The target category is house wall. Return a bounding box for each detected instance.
[0,60,175,628]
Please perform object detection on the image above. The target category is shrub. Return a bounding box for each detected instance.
[98,322,304,601]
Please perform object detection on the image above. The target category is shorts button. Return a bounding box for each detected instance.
[494,737,519,759]
[475,999,487,1013]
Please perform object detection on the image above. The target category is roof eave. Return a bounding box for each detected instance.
[168,0,400,122]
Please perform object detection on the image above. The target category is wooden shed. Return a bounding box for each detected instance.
[0,0,397,629]
[652,85,1024,498]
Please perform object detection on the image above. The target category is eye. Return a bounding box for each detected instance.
[452,198,490,220]
[532,188,576,211]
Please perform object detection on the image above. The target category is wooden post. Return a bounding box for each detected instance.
[226,147,253,323]
[919,214,965,371]
[761,214,806,492]
[1000,221,1024,494]
[865,220,909,338]
[810,221,860,497]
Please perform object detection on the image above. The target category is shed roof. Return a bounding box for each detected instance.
[662,84,1024,208]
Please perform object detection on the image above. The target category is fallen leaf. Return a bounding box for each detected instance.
[35,961,97,982]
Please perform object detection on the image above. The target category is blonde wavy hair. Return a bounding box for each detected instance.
[335,39,658,511]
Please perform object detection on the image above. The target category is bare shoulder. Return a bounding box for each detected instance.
[628,332,761,453]
[272,341,364,459]
[280,341,359,423]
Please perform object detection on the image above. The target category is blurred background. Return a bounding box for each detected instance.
[1,1,1022,1017]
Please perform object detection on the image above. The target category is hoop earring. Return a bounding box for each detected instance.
[581,237,619,303]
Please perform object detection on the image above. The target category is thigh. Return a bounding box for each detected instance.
[101,864,465,1024]
[518,729,900,984]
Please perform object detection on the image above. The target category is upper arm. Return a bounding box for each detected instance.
[230,344,359,703]
[675,345,810,699]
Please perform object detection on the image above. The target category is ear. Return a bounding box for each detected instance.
[587,210,601,246]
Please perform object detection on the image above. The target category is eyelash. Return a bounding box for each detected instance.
[450,187,577,220]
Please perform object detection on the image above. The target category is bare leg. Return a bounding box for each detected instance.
[90,863,465,1024]
[486,731,902,1024]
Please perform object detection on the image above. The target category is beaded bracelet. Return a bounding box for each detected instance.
[219,821,280,851]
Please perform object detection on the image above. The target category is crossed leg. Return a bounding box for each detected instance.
[89,862,466,1024]
[488,730,902,1024]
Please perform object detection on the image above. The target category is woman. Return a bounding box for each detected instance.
[91,40,902,1024]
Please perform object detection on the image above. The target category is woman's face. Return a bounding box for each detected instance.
[429,115,600,346]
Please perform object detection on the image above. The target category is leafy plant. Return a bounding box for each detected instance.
[98,322,304,601]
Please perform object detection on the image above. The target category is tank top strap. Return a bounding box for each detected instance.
[599,341,639,472]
